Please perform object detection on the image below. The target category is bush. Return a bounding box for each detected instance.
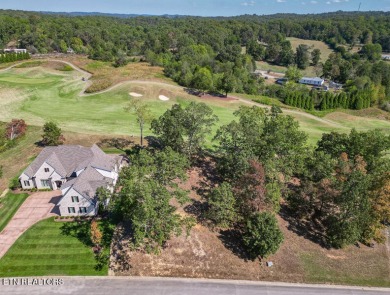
[59,64,74,71]
[9,176,21,190]
[243,212,284,260]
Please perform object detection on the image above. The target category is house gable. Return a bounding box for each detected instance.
[19,173,34,189]
[58,187,96,216]
[33,161,58,189]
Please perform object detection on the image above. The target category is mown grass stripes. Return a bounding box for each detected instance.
[0,192,29,233]
[0,218,108,277]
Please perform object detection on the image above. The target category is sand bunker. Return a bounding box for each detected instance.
[159,95,170,101]
[129,92,143,97]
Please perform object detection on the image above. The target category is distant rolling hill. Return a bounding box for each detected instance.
[39,11,188,18]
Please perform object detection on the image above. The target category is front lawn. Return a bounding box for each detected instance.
[0,192,29,233]
[0,218,114,277]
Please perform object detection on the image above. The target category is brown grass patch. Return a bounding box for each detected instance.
[111,161,390,287]
[342,108,390,121]
[287,37,334,61]
[54,55,170,93]
[159,89,173,98]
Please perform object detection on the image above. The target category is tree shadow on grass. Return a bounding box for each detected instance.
[218,228,250,261]
[60,219,93,247]
[279,204,330,249]
[144,136,162,150]
[98,138,135,155]
[184,200,209,224]
[60,218,117,271]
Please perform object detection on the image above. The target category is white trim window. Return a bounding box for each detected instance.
[68,207,76,214]
[44,168,50,172]
[41,179,50,187]
[79,207,87,214]
[71,196,79,203]
[23,180,30,186]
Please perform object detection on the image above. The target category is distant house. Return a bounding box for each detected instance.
[19,145,125,216]
[329,81,343,90]
[4,48,27,54]
[382,54,390,61]
[299,77,325,86]
[276,78,288,85]
[67,47,75,54]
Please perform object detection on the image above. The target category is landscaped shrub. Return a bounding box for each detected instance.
[9,176,21,190]
[58,64,74,71]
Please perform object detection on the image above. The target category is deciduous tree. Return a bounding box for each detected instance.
[208,182,239,228]
[6,119,27,140]
[125,98,152,147]
[242,212,284,259]
[41,121,64,146]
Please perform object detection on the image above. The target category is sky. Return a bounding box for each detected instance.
[0,0,389,16]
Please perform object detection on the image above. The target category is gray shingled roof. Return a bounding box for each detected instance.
[23,144,122,202]
[22,144,118,178]
[61,166,113,203]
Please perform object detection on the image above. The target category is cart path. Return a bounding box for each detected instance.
[0,59,344,128]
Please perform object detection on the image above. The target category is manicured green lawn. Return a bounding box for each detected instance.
[301,252,390,287]
[0,65,389,147]
[0,218,113,277]
[0,192,29,233]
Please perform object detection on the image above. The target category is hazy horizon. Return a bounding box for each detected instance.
[0,0,389,17]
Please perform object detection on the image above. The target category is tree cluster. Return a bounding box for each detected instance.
[289,129,390,248]
[112,147,193,254]
[0,52,30,63]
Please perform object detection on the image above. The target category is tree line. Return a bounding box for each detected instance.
[0,52,30,63]
[283,89,372,111]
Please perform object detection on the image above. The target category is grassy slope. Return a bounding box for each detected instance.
[0,61,389,147]
[256,38,334,77]
[287,37,334,62]
[0,126,42,192]
[0,218,111,277]
[0,192,29,233]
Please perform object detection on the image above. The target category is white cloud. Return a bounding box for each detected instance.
[310,0,318,3]
[241,1,256,6]
[276,0,286,3]
[326,1,331,4]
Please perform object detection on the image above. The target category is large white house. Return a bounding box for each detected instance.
[299,77,325,86]
[19,145,125,216]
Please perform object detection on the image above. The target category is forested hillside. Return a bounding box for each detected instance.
[1,10,390,108]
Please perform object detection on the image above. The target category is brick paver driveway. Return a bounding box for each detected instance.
[0,190,61,258]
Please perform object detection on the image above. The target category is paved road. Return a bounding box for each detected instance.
[0,277,389,295]
[0,190,60,258]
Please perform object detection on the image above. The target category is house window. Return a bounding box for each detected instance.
[79,207,87,214]
[44,168,50,172]
[68,207,76,214]
[23,180,30,186]
[41,179,50,187]
[71,196,79,203]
